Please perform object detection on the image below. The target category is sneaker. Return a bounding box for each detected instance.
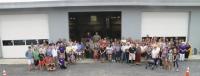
[176,69,179,72]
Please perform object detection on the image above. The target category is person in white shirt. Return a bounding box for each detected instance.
[72,42,78,53]
[151,45,160,67]
[52,45,58,58]
[106,45,113,62]
[121,43,131,63]
[140,43,147,54]
[52,44,58,66]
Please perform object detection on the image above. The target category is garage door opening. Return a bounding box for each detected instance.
[69,12,121,41]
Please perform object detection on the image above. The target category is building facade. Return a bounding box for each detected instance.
[0,0,200,58]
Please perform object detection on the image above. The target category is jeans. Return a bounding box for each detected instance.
[121,52,128,63]
[116,51,121,61]
[112,52,116,60]
[173,60,179,69]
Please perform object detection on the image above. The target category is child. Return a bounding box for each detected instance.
[58,55,67,69]
[173,48,179,72]
[38,50,45,70]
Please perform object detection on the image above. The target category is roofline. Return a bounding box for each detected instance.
[0,1,200,9]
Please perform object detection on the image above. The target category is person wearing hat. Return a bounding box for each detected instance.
[128,44,136,64]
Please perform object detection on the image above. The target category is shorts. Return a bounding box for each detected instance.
[27,59,34,65]
[129,53,135,60]
[107,51,112,54]
[93,54,98,59]
[39,60,46,66]
[34,60,39,66]
[77,52,82,55]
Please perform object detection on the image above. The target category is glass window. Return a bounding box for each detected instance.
[14,40,25,45]
[38,39,48,44]
[26,40,37,45]
[2,40,13,46]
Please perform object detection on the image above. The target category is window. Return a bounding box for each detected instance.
[38,39,48,44]
[2,40,13,46]
[26,40,37,45]
[14,40,25,45]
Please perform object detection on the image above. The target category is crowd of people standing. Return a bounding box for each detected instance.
[25,32,191,72]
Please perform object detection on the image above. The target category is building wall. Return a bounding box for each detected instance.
[50,6,200,54]
[48,9,69,42]
[121,8,141,39]
[0,6,200,58]
[0,18,1,58]
[189,9,200,53]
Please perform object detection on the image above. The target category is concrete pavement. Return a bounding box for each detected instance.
[0,60,199,76]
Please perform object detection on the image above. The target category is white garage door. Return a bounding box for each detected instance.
[0,14,49,58]
[141,12,189,37]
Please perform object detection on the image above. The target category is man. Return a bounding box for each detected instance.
[25,46,34,71]
[32,47,40,70]
[151,45,160,68]
[76,42,84,60]
[128,44,137,64]
[121,43,130,63]
[179,42,186,61]
[112,42,121,62]
[93,32,101,43]
[86,32,92,42]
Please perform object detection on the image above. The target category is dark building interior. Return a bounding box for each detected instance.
[69,12,121,41]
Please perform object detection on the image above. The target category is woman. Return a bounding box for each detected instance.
[135,43,142,64]
[173,48,179,72]
[161,47,168,70]
[167,48,173,70]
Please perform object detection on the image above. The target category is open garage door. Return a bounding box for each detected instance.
[0,14,49,58]
[69,12,121,41]
[141,12,189,39]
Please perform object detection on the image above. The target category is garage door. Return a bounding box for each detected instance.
[0,14,49,58]
[141,12,189,37]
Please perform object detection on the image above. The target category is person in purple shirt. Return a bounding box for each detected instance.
[179,42,186,61]
[86,32,92,42]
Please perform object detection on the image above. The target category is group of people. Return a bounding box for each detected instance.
[25,32,191,72]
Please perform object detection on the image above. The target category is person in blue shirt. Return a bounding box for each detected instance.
[76,42,84,60]
[25,46,34,71]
